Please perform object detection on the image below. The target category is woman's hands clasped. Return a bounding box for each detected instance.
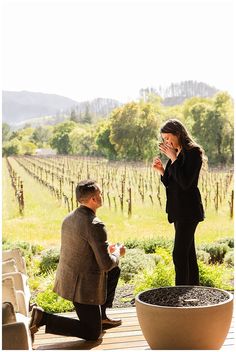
[159,142,177,163]
[153,142,178,175]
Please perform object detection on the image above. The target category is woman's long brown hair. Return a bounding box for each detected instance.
[160,118,207,164]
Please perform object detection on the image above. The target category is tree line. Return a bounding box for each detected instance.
[2,91,233,166]
[140,81,218,100]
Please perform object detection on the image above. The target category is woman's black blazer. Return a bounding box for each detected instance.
[161,147,204,224]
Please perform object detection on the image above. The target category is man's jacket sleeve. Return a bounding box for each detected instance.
[88,219,119,271]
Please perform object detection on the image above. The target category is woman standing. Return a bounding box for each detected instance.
[153,119,206,285]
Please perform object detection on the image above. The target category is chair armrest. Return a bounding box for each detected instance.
[2,273,31,315]
[2,322,32,350]
[22,256,27,274]
[2,248,27,274]
[16,290,28,316]
[2,302,17,324]
[2,272,28,293]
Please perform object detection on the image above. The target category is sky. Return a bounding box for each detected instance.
[2,0,235,103]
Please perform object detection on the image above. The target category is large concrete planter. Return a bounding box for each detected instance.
[135,286,233,350]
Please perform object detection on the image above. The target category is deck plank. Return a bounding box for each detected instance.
[34,307,235,350]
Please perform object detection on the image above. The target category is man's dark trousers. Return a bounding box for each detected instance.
[42,266,120,340]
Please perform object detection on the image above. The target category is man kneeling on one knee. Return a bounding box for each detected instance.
[29,179,126,341]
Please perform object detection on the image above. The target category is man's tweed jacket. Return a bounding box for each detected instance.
[53,205,119,305]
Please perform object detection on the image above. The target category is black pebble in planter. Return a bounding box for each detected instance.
[135,286,233,350]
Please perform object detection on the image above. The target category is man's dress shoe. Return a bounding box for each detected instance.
[102,317,122,329]
[29,307,44,342]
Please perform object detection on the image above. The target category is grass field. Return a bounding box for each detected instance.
[2,157,234,248]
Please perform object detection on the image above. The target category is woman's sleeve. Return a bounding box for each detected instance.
[168,149,202,190]
[161,160,171,187]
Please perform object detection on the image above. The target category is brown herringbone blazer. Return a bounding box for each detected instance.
[53,205,119,305]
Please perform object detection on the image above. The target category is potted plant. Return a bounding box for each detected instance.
[135,286,233,350]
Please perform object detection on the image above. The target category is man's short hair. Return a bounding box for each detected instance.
[76,179,99,203]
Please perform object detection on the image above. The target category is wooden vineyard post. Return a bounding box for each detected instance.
[119,180,125,212]
[229,190,234,219]
[63,194,70,212]
[157,180,161,196]
[71,181,74,210]
[40,167,43,181]
[17,176,21,190]
[101,178,105,203]
[157,180,162,209]
[214,182,219,212]
[59,177,62,199]
[156,193,162,208]
[113,196,117,211]
[107,192,111,209]
[6,158,25,215]
[204,194,208,210]
[149,194,154,205]
[138,176,145,203]
[128,187,132,217]
[87,163,90,179]
[19,181,24,215]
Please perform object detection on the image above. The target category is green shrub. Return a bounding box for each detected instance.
[32,270,74,313]
[39,248,60,274]
[2,239,30,254]
[120,248,157,282]
[31,244,44,255]
[133,248,175,294]
[141,238,160,253]
[223,250,234,268]
[133,263,175,294]
[124,237,173,253]
[26,257,41,278]
[133,249,234,294]
[28,276,41,291]
[141,237,173,254]
[199,242,230,264]
[217,237,234,248]
[35,286,74,313]
[124,238,142,249]
[29,269,53,299]
[155,247,172,264]
[198,261,232,289]
[197,249,210,264]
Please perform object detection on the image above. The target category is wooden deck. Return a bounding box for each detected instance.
[33,307,235,350]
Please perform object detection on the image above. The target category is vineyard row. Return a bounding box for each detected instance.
[7,156,234,218]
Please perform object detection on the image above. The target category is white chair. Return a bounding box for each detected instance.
[2,248,32,350]
[2,248,30,316]
[2,301,32,350]
[3,248,27,274]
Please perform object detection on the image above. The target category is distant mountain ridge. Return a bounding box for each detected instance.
[2,91,78,124]
[2,81,220,126]
[2,90,122,126]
